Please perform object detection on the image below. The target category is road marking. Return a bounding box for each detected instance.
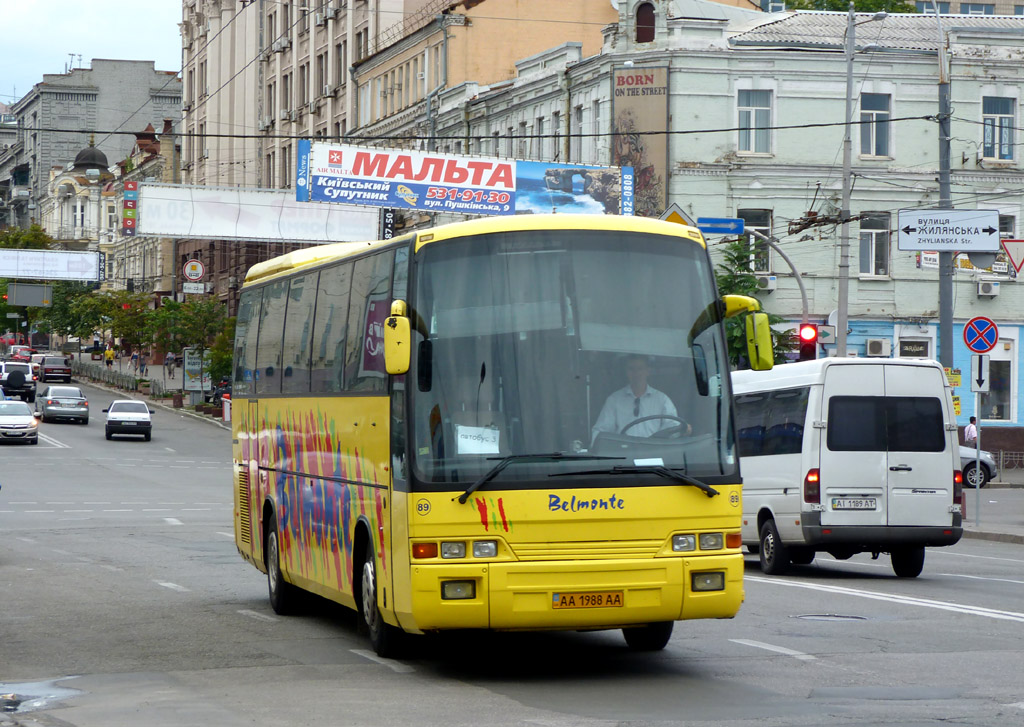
[25,510,55,513]
[940,573,1024,586]
[350,649,415,673]
[10,501,37,505]
[16,537,35,543]
[237,609,278,623]
[746,575,1024,623]
[84,501,110,505]
[163,517,184,526]
[164,448,176,453]
[181,508,211,512]
[216,532,234,539]
[143,508,171,512]
[64,509,94,513]
[103,509,132,512]
[155,581,190,592]
[38,432,70,448]
[730,639,816,661]
[941,551,1024,565]
[46,501,74,505]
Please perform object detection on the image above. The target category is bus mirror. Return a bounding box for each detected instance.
[745,312,774,371]
[722,294,761,318]
[384,314,411,375]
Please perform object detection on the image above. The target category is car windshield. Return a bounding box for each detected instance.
[111,402,149,414]
[0,401,32,416]
[49,388,83,398]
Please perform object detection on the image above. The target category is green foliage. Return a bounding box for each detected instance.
[178,298,227,355]
[147,299,186,354]
[38,281,96,337]
[0,224,52,250]
[714,238,796,368]
[207,317,236,382]
[786,0,918,11]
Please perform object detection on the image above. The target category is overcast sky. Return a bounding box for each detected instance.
[0,0,182,107]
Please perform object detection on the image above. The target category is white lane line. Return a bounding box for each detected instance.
[350,649,415,673]
[46,501,74,505]
[940,573,1024,586]
[181,508,211,512]
[143,508,171,512]
[730,639,816,661]
[940,551,1024,565]
[64,509,94,513]
[237,609,278,623]
[215,532,235,539]
[25,510,55,513]
[16,537,36,543]
[163,517,184,526]
[103,509,132,512]
[84,501,111,505]
[164,448,176,452]
[10,501,37,504]
[38,432,70,448]
[155,581,190,592]
[746,575,1024,623]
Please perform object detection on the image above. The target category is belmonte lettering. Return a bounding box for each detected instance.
[548,493,626,512]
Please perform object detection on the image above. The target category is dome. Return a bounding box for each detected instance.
[73,145,108,170]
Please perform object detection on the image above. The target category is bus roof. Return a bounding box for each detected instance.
[731,358,946,393]
[243,214,705,286]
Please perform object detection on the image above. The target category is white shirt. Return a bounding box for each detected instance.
[592,385,678,440]
[964,422,977,442]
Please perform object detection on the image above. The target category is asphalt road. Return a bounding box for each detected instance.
[2,381,1023,726]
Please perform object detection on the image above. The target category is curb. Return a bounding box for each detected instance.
[75,377,231,431]
[961,530,1024,545]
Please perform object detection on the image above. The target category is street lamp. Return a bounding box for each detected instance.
[837,3,887,358]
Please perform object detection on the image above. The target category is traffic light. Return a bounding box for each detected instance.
[798,323,818,361]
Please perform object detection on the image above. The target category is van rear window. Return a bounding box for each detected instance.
[827,396,945,452]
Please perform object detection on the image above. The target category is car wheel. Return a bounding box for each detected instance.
[623,621,674,651]
[963,462,989,489]
[267,516,299,615]
[144,432,151,441]
[789,547,815,566]
[105,430,113,440]
[759,519,790,575]
[360,550,404,658]
[81,417,88,425]
[891,546,925,578]
[27,393,35,403]
[29,437,38,445]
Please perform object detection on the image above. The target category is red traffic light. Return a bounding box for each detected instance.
[798,324,818,361]
[799,324,818,343]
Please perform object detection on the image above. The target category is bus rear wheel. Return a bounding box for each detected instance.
[622,621,674,651]
[360,553,404,658]
[267,517,299,614]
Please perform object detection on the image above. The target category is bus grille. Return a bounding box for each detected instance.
[237,468,251,545]
[513,540,662,560]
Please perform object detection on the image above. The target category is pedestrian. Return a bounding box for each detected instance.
[165,351,176,379]
[104,347,115,369]
[130,350,139,372]
[139,351,149,377]
[964,416,978,446]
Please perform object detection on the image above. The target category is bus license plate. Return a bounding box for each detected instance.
[552,591,624,609]
[832,498,876,510]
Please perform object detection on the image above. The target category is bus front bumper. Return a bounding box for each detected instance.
[407,554,744,632]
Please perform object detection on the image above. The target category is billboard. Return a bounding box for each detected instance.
[138,184,380,242]
[7,283,54,307]
[0,249,101,281]
[296,140,634,216]
[612,66,669,217]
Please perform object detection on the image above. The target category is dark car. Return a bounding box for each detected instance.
[40,356,72,383]
[0,361,38,402]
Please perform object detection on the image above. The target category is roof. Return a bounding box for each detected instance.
[729,11,1024,52]
[731,357,946,392]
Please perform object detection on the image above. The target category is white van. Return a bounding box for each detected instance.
[732,358,963,578]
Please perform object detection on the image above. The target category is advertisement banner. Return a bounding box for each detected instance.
[612,66,669,217]
[296,143,633,217]
[182,347,212,392]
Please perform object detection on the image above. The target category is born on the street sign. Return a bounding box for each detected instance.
[897,209,1000,252]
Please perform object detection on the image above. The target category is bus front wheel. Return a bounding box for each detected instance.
[623,621,674,651]
[360,553,404,658]
[267,517,299,614]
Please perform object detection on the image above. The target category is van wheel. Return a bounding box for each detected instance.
[360,552,404,658]
[267,517,299,614]
[789,547,815,566]
[759,520,790,575]
[962,462,989,489]
[891,547,925,578]
[623,621,674,651]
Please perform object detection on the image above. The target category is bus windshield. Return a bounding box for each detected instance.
[408,229,736,490]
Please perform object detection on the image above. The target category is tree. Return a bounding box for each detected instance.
[147,300,187,355]
[715,238,796,368]
[786,0,917,11]
[178,299,228,390]
[0,224,52,250]
[38,281,95,339]
[207,317,236,383]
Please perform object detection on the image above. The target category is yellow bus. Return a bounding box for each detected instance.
[231,214,772,656]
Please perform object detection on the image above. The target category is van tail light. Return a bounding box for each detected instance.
[953,470,963,507]
[804,468,821,504]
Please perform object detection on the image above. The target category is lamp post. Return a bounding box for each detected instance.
[933,1,954,368]
[837,4,887,357]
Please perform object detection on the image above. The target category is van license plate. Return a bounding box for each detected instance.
[552,591,624,609]
[832,498,876,510]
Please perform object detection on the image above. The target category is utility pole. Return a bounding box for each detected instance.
[934,3,954,368]
[837,2,856,357]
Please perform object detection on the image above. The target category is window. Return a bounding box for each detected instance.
[571,105,583,162]
[316,53,326,92]
[552,110,561,161]
[535,117,544,160]
[518,121,528,158]
[860,93,890,157]
[1000,214,1015,239]
[299,63,309,105]
[827,397,945,452]
[265,152,275,187]
[767,0,785,10]
[734,387,809,457]
[281,144,291,188]
[234,289,263,396]
[738,209,772,272]
[591,99,601,160]
[959,2,994,13]
[916,1,950,11]
[636,2,655,43]
[1016,5,1024,14]
[281,273,318,393]
[254,280,289,395]
[311,263,352,393]
[859,212,890,276]
[738,90,771,154]
[336,41,346,86]
[980,356,1012,421]
[345,252,393,392]
[266,82,276,117]
[982,96,1014,160]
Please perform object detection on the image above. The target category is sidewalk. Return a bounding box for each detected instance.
[965,470,1024,545]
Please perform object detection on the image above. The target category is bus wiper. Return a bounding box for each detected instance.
[457,453,625,504]
[549,465,719,498]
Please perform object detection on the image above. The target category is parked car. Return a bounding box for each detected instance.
[37,385,89,424]
[205,379,232,405]
[104,399,154,441]
[959,445,998,488]
[40,356,73,383]
[0,361,38,402]
[0,399,40,445]
[9,345,33,362]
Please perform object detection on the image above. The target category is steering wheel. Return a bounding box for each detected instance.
[620,414,689,439]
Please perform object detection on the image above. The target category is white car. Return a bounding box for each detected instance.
[103,399,154,441]
[0,399,40,445]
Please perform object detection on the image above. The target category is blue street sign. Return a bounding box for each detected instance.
[696,217,745,235]
[963,316,998,354]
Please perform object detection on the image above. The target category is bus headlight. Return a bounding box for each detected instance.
[699,533,724,550]
[672,534,696,552]
[472,540,497,558]
[441,580,476,600]
[692,572,725,592]
[440,541,466,559]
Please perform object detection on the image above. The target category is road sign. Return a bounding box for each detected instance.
[660,203,697,227]
[970,354,990,393]
[1001,239,1024,273]
[817,324,836,345]
[963,316,998,354]
[182,282,205,294]
[696,217,744,235]
[183,259,205,281]
[897,209,1000,252]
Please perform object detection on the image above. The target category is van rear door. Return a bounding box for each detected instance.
[883,364,953,527]
[820,364,888,528]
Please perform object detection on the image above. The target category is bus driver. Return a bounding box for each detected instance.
[592,354,690,441]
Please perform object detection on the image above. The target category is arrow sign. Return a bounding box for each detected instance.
[971,354,990,394]
[696,217,745,235]
[963,316,998,354]
[897,209,1000,251]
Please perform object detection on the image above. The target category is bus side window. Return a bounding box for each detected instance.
[281,272,318,394]
[254,280,288,395]
[345,252,394,393]
[311,263,352,393]
[233,288,263,396]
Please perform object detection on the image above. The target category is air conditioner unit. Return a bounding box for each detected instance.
[324,7,338,19]
[257,120,268,132]
[322,84,332,97]
[756,274,777,292]
[865,338,892,357]
[280,108,291,120]
[182,102,192,112]
[273,38,291,52]
[978,280,1001,297]
[315,12,326,25]
[228,276,238,288]
[308,101,318,114]
[416,72,425,80]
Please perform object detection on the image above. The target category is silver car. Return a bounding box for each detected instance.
[37,385,90,424]
[0,399,40,445]
[959,445,998,488]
